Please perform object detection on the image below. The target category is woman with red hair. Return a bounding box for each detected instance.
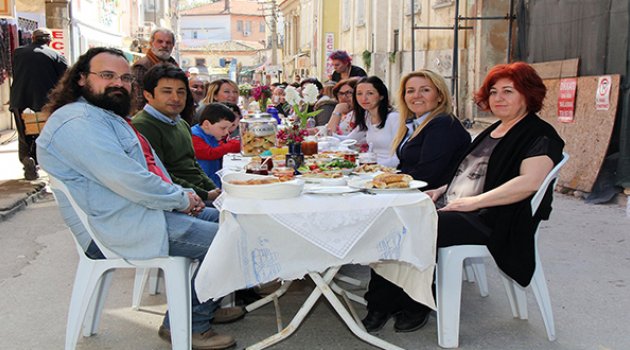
[361,62,565,334]
[329,50,367,82]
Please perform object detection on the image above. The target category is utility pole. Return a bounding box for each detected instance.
[270,0,278,66]
[260,0,279,65]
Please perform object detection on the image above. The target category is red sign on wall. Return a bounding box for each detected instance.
[50,29,70,58]
[557,78,577,123]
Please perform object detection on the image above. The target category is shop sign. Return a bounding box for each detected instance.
[595,75,612,111]
[325,33,334,77]
[557,78,577,123]
[50,29,70,57]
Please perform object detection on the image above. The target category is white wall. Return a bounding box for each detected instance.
[180,15,230,45]
[0,84,12,131]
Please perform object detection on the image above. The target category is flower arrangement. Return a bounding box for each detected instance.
[251,85,272,111]
[238,83,252,97]
[285,83,322,127]
[276,122,309,145]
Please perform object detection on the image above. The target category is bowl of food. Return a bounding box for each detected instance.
[222,173,304,199]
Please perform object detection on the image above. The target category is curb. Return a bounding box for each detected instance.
[0,185,51,222]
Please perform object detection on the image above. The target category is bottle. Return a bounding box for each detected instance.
[266,106,281,124]
[286,143,304,174]
[306,116,316,128]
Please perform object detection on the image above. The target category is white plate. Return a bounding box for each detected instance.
[296,175,347,186]
[222,173,304,199]
[350,171,384,179]
[304,186,360,195]
[347,178,428,192]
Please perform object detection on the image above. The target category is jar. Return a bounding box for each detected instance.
[245,162,269,175]
[302,136,318,156]
[239,114,278,156]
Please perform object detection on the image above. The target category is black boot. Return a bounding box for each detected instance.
[362,310,394,332]
[393,309,430,333]
[234,288,262,305]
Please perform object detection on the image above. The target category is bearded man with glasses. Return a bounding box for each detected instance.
[36,47,239,350]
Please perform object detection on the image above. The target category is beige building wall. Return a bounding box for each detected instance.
[279,0,301,81]
[315,0,339,81]
[337,0,368,75]
[279,0,512,121]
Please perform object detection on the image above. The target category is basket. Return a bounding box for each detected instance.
[21,112,48,135]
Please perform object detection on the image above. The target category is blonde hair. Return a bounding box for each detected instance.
[202,79,238,104]
[391,70,454,152]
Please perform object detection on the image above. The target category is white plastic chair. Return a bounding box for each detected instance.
[436,152,569,348]
[132,268,161,310]
[49,176,194,350]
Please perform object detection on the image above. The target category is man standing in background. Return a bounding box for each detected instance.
[10,27,67,180]
[131,28,178,112]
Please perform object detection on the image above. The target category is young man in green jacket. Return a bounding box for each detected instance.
[132,64,221,203]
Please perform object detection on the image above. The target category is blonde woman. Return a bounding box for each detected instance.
[362,70,470,332]
[195,79,239,120]
[391,70,471,187]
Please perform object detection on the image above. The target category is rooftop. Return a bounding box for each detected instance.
[181,0,264,16]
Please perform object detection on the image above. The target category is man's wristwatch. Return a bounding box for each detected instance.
[333,112,342,117]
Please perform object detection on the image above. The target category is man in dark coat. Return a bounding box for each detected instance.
[10,27,68,180]
[131,28,178,112]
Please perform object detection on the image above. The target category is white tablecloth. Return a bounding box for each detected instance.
[195,190,439,309]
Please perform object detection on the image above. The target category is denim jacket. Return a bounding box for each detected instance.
[36,98,191,259]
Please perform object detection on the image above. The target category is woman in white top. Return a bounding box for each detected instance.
[346,76,400,167]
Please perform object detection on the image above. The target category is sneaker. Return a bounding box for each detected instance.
[22,157,39,180]
[158,325,236,350]
[212,306,246,324]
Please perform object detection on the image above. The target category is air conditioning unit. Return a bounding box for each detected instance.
[243,30,251,37]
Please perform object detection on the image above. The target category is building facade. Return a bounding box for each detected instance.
[279,0,513,120]
[179,0,269,82]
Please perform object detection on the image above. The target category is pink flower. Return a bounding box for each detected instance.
[276,122,308,144]
[251,85,272,102]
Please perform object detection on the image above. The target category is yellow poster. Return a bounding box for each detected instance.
[0,0,14,18]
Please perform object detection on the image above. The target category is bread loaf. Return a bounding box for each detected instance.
[366,173,413,189]
[373,173,412,185]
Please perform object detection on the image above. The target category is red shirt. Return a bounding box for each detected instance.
[126,119,172,184]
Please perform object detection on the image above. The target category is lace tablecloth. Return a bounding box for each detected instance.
[195,191,439,309]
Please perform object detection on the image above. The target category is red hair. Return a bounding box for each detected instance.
[474,62,547,113]
[329,50,352,65]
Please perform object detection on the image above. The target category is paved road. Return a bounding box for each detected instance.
[0,191,628,349]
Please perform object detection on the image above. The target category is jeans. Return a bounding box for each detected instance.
[162,207,221,334]
[85,207,222,334]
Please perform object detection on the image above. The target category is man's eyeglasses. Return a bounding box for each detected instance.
[338,90,354,97]
[88,71,135,84]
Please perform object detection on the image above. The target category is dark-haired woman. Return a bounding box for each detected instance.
[344,76,400,167]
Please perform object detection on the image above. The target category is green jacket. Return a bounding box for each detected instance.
[132,109,216,200]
